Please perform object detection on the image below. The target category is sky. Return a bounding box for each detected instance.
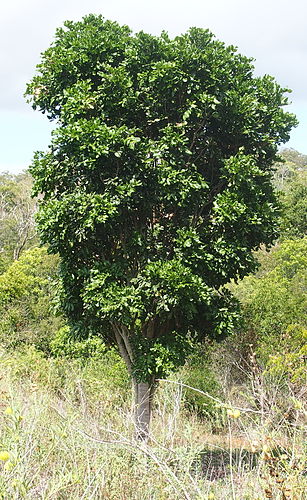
[1,0,306,173]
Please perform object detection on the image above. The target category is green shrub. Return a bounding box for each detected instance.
[1,344,130,405]
[49,327,129,396]
[231,238,306,389]
[280,170,307,238]
[0,247,63,352]
[242,239,306,338]
[50,326,107,359]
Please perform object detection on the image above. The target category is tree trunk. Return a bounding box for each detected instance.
[111,322,156,440]
[133,380,155,441]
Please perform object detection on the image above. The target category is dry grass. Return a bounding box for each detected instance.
[0,347,305,499]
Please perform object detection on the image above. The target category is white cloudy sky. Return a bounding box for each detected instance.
[1,0,306,173]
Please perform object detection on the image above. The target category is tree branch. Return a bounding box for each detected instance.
[111,322,133,375]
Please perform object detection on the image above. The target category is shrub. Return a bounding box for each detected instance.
[0,247,63,352]
[50,326,107,359]
[264,324,307,385]
[230,238,306,390]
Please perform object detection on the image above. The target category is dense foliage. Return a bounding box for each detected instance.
[280,172,307,238]
[0,247,62,352]
[25,16,297,397]
[233,237,307,385]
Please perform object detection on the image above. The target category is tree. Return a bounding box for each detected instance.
[279,148,307,170]
[0,172,38,270]
[26,15,297,439]
[274,150,307,238]
[280,170,307,238]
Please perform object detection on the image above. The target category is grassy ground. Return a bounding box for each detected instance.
[0,347,305,499]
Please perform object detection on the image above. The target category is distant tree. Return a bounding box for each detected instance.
[272,149,307,237]
[280,170,307,237]
[279,148,307,169]
[273,148,307,191]
[0,172,37,269]
[26,15,296,438]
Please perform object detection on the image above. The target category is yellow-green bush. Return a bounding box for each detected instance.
[50,326,107,359]
[265,324,307,384]
[232,238,306,386]
[0,247,63,352]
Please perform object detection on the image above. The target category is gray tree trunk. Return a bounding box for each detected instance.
[111,322,156,440]
[133,380,155,440]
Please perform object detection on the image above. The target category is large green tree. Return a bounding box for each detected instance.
[26,15,296,438]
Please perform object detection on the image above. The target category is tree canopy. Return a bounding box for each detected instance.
[26,15,297,437]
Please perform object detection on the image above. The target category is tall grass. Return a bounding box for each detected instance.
[0,346,305,499]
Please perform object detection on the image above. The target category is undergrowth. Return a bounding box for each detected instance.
[0,346,305,499]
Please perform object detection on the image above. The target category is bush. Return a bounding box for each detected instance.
[264,324,307,385]
[0,247,63,352]
[243,239,306,336]
[280,170,307,238]
[50,326,107,359]
[49,327,129,396]
[231,238,306,389]
[1,344,130,405]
